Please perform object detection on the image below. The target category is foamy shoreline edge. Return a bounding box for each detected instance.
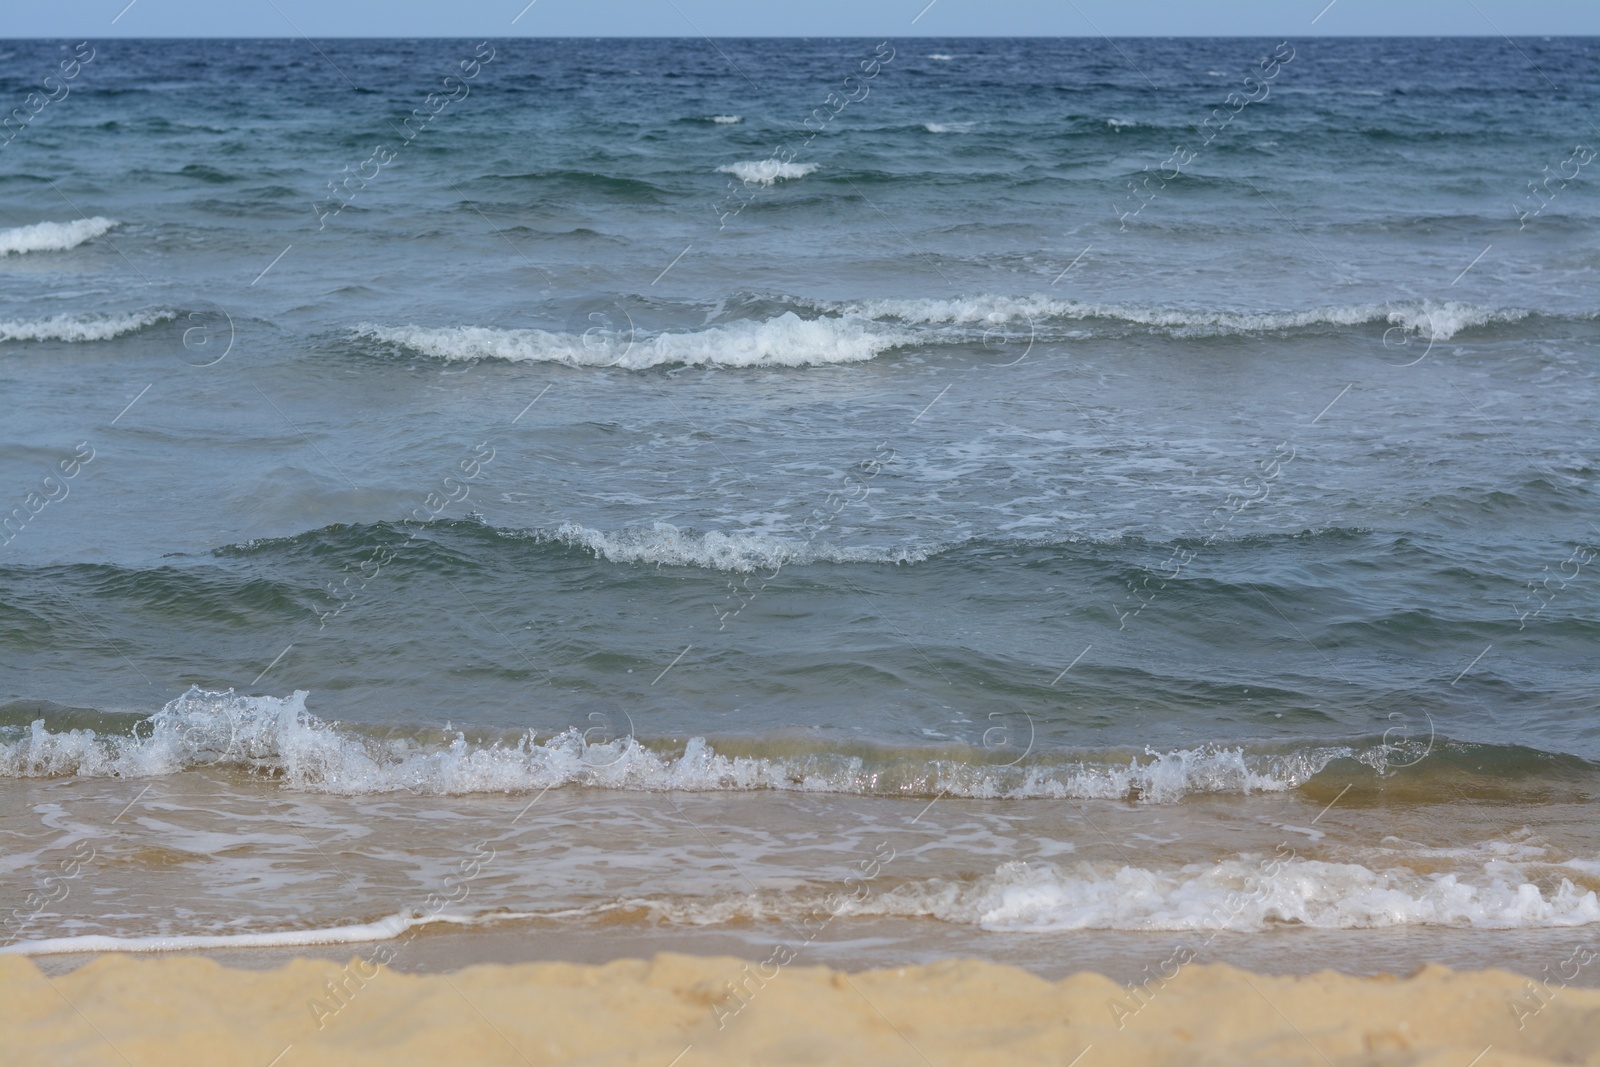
[5,952,1597,1066]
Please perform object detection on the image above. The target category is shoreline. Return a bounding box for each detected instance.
[7,951,1599,1066]
[18,920,1600,987]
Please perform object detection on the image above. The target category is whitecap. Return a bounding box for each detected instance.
[551,521,927,572]
[0,217,119,256]
[0,309,175,344]
[840,294,1529,341]
[355,312,907,369]
[716,160,819,186]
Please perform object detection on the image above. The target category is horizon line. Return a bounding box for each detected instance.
[3,32,1595,38]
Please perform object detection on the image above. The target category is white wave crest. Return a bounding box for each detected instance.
[717,160,819,185]
[551,521,927,572]
[923,122,975,134]
[0,217,119,256]
[709,115,742,124]
[359,297,1529,372]
[356,312,906,369]
[0,310,175,344]
[1,688,1360,802]
[841,295,1527,340]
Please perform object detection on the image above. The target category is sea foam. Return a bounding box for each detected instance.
[550,521,928,572]
[621,855,1600,933]
[0,911,469,956]
[11,852,1592,955]
[860,857,1600,932]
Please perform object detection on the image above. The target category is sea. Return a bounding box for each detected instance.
[2,36,1598,985]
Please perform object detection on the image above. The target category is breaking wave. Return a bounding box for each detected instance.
[355,295,1560,372]
[833,295,1535,341]
[0,217,119,256]
[548,521,928,572]
[716,161,820,185]
[354,312,908,368]
[0,309,175,344]
[3,687,1422,803]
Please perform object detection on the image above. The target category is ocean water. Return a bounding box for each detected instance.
[2,36,1598,981]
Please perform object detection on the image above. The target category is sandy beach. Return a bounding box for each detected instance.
[6,952,1599,1066]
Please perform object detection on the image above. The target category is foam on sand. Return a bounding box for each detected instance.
[3,953,1597,1066]
[0,911,468,957]
[849,856,1600,932]
[0,217,119,255]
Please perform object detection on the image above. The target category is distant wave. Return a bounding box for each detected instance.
[478,170,668,202]
[0,217,118,256]
[351,295,1559,371]
[709,115,741,124]
[210,519,1387,576]
[831,294,1537,341]
[0,309,174,344]
[355,312,908,369]
[1,686,1450,803]
[717,160,819,185]
[923,122,976,134]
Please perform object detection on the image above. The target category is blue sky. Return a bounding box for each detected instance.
[3,0,1597,37]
